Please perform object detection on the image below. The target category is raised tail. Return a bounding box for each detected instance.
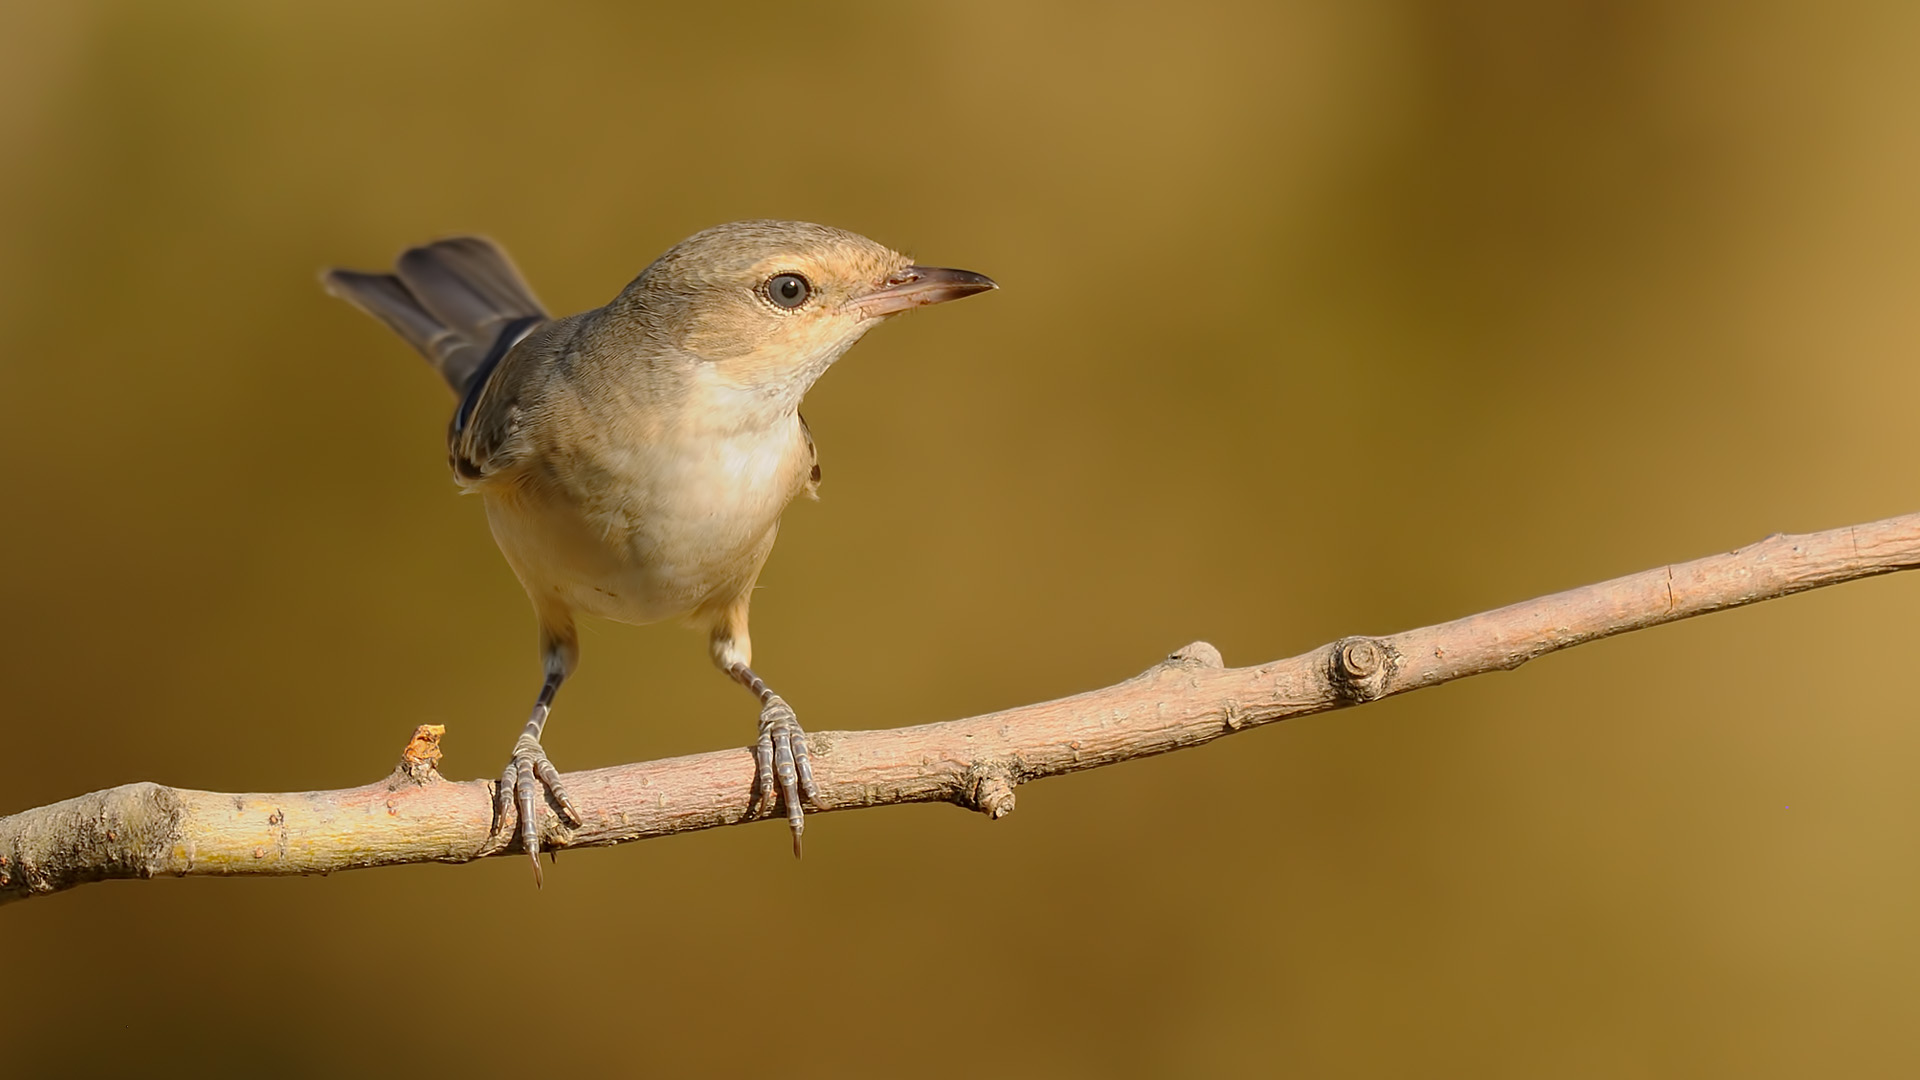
[323,237,548,395]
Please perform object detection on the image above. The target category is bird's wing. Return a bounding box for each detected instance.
[798,412,821,498]
[447,315,580,485]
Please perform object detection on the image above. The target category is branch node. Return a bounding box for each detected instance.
[962,766,1018,819]
[1165,641,1224,669]
[1328,636,1396,703]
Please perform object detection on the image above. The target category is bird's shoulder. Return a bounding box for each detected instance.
[447,313,588,485]
[798,411,821,499]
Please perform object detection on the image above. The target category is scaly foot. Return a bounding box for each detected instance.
[494,731,582,885]
[749,694,820,857]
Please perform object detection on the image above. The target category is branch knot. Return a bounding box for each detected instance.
[1327,636,1395,703]
[961,766,1018,819]
[1165,641,1225,669]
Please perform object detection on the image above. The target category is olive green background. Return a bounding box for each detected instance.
[5,2,1919,1076]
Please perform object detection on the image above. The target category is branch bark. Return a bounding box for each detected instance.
[6,512,1918,906]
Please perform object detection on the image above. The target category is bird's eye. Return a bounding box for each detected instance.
[765,273,812,309]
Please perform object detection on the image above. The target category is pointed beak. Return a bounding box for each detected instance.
[849,265,998,318]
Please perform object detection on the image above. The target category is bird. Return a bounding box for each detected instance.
[322,221,997,879]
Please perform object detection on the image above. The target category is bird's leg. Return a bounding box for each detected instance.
[710,597,820,855]
[493,620,583,884]
[726,662,820,857]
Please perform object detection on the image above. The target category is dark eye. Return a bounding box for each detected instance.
[765,273,811,309]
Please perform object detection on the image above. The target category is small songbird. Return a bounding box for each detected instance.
[323,221,996,877]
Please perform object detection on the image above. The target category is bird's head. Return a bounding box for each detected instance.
[605,220,996,404]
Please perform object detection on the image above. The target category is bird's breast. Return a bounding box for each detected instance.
[482,414,812,625]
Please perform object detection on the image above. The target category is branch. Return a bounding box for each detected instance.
[6,513,1919,906]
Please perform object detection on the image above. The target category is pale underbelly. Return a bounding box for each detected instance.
[483,482,785,626]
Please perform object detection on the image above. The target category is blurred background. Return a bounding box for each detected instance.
[4,1,1919,1075]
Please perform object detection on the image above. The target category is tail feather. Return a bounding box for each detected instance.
[322,269,462,365]
[324,237,547,394]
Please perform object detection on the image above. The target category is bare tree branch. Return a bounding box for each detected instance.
[5,512,1918,906]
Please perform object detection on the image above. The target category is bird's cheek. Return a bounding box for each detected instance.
[678,313,765,363]
[771,312,849,356]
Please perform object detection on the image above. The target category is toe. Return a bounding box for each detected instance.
[751,728,776,817]
[515,757,540,860]
[494,762,517,838]
[770,725,803,836]
[791,727,819,802]
[533,756,582,826]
